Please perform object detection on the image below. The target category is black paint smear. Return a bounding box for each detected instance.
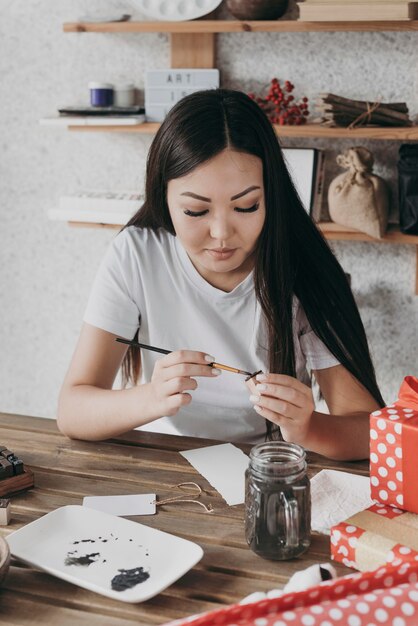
[65,552,101,566]
[111,566,150,591]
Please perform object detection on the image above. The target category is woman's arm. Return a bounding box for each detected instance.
[57,323,219,441]
[306,365,380,460]
[249,365,381,461]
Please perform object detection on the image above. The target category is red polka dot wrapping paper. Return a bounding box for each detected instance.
[370,376,418,514]
[164,561,418,626]
[330,502,418,572]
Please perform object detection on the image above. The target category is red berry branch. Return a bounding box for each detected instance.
[249,78,309,125]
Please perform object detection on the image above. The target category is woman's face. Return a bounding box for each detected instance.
[167,149,266,292]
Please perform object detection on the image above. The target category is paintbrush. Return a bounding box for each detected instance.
[115,338,260,379]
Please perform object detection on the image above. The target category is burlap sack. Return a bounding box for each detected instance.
[328,147,389,238]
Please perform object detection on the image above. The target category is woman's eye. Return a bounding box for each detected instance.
[234,203,260,213]
[183,209,209,217]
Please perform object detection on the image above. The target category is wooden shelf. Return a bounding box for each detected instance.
[275,126,418,140]
[67,221,418,294]
[63,19,418,33]
[318,222,418,244]
[67,220,418,243]
[67,122,418,140]
[68,122,161,134]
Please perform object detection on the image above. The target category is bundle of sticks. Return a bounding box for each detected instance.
[315,93,412,128]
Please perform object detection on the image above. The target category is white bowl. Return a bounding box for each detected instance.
[137,0,223,21]
[0,536,10,586]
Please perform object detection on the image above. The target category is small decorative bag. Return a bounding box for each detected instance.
[328,147,389,239]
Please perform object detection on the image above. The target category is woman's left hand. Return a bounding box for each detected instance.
[248,373,315,445]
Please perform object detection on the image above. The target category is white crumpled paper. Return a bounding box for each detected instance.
[311,469,373,535]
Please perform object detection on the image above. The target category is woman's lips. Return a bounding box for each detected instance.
[206,248,236,260]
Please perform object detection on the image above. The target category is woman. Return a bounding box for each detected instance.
[57,89,383,459]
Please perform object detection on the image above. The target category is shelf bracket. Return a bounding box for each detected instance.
[170,33,215,68]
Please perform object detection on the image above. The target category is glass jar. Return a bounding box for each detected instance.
[245,442,311,560]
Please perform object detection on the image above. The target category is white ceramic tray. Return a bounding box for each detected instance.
[7,505,203,603]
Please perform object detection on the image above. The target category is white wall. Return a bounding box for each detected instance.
[1,1,417,418]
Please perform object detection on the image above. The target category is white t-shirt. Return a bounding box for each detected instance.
[84,227,339,443]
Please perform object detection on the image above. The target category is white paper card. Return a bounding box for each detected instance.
[180,443,249,506]
[83,494,156,516]
[283,148,316,213]
[311,469,373,535]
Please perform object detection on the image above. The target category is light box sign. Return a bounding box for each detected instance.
[145,69,220,122]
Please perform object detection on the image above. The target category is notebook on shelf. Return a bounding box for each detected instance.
[58,106,145,116]
[282,148,325,220]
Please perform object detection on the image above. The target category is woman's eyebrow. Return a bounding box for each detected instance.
[180,191,211,202]
[180,185,261,203]
[230,185,260,201]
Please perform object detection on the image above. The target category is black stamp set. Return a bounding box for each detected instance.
[0,446,24,479]
[0,445,34,498]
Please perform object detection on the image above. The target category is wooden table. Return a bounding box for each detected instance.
[0,413,369,625]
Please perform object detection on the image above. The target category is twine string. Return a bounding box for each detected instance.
[154,481,213,513]
[348,99,381,130]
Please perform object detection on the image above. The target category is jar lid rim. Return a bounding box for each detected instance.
[249,442,306,466]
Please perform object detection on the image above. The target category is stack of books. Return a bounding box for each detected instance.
[48,191,144,224]
[298,0,418,21]
[314,93,411,127]
[40,106,145,127]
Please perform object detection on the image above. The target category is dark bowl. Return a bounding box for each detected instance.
[226,0,289,20]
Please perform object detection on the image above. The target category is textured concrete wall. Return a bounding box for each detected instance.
[1,0,417,419]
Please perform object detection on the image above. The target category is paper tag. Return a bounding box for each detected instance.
[83,494,156,516]
[180,443,249,506]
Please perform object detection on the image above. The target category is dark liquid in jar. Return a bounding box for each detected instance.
[245,473,311,560]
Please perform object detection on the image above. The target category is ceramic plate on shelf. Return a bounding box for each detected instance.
[137,0,223,21]
[6,505,203,603]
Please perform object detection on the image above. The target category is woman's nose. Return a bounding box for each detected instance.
[209,216,233,240]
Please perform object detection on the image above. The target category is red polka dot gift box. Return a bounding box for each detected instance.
[330,502,418,572]
[370,376,418,513]
[164,561,418,626]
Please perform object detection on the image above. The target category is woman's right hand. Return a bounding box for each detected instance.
[58,325,222,440]
[145,350,221,419]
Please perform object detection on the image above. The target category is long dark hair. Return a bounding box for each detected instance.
[122,89,384,436]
